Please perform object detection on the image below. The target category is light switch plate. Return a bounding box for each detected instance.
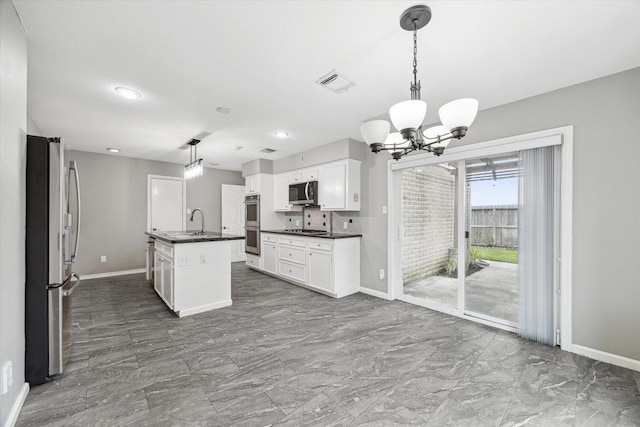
[343,222,348,230]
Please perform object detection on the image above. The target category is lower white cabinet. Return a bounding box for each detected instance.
[308,247,332,292]
[262,242,277,274]
[151,239,233,317]
[252,232,360,298]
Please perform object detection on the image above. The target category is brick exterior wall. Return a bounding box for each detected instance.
[402,165,456,284]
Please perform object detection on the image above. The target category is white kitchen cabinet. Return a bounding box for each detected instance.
[273,173,294,212]
[257,232,360,298]
[308,246,332,292]
[245,174,262,194]
[288,171,303,184]
[159,253,174,307]
[319,159,360,211]
[302,168,319,182]
[262,241,277,274]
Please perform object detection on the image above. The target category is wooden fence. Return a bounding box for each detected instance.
[470,205,517,248]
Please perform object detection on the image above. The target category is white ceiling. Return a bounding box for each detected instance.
[13,1,640,171]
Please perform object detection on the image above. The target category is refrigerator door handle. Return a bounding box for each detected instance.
[69,161,81,262]
[63,273,81,297]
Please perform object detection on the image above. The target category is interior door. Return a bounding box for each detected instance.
[148,176,185,232]
[221,184,246,262]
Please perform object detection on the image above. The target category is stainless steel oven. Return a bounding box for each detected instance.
[245,194,260,255]
[245,194,260,228]
[245,226,260,255]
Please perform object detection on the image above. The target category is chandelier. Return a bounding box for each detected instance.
[360,5,479,160]
[184,139,203,180]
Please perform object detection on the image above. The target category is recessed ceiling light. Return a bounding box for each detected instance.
[114,86,142,99]
[106,148,121,153]
[273,131,289,138]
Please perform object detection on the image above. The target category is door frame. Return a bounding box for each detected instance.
[387,125,573,350]
[221,184,246,262]
[147,174,187,232]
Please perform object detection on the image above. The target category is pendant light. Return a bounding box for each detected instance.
[360,5,479,160]
[184,139,203,180]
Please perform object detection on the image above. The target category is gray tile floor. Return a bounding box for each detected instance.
[17,263,640,426]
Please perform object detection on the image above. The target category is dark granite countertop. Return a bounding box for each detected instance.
[146,231,245,244]
[261,230,362,239]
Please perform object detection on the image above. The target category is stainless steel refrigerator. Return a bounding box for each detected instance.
[25,135,81,385]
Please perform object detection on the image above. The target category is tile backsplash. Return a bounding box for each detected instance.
[283,208,360,233]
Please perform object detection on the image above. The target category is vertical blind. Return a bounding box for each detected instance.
[518,146,555,345]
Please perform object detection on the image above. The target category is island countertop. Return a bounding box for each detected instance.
[260,230,362,239]
[146,231,245,244]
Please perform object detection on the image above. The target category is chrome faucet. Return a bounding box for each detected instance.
[190,208,205,235]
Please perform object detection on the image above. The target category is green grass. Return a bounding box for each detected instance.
[472,246,518,264]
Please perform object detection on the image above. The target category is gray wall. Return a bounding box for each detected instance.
[362,67,640,360]
[0,1,27,423]
[66,151,243,276]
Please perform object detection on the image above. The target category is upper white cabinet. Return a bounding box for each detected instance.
[245,174,262,194]
[319,159,361,211]
[273,173,293,212]
[288,171,303,184]
[302,168,319,182]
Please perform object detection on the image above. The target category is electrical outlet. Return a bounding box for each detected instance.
[296,220,300,226]
[379,269,385,280]
[343,221,348,230]
[100,256,107,263]
[200,254,207,264]
[186,208,191,215]
[2,361,13,394]
[382,205,387,214]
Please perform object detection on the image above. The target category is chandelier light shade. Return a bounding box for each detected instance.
[360,4,479,160]
[438,98,479,138]
[360,120,391,146]
[184,139,204,180]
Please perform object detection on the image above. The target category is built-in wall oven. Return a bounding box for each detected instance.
[244,194,260,255]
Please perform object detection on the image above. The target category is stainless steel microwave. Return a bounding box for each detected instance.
[289,181,318,205]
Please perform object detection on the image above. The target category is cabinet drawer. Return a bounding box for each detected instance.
[246,254,260,268]
[155,241,173,258]
[279,245,306,264]
[278,236,305,247]
[308,239,332,251]
[262,234,278,243]
[279,260,305,282]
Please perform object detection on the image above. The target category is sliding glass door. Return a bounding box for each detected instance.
[395,135,563,339]
[464,153,519,326]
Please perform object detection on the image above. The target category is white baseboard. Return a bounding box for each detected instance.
[572,344,640,372]
[359,286,392,300]
[176,299,232,317]
[78,268,146,280]
[5,382,29,427]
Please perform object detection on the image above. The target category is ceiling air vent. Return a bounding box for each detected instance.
[315,70,356,94]
[261,148,276,154]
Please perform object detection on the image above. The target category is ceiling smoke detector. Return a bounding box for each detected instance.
[315,70,356,94]
[261,148,276,154]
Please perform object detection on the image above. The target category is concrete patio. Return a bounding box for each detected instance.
[403,260,518,323]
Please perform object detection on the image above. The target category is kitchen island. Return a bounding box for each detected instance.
[146,231,244,317]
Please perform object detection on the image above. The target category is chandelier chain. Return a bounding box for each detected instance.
[413,22,418,86]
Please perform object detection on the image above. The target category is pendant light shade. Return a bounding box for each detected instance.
[438,98,479,131]
[360,120,390,145]
[423,125,452,148]
[389,100,427,132]
[385,132,411,153]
